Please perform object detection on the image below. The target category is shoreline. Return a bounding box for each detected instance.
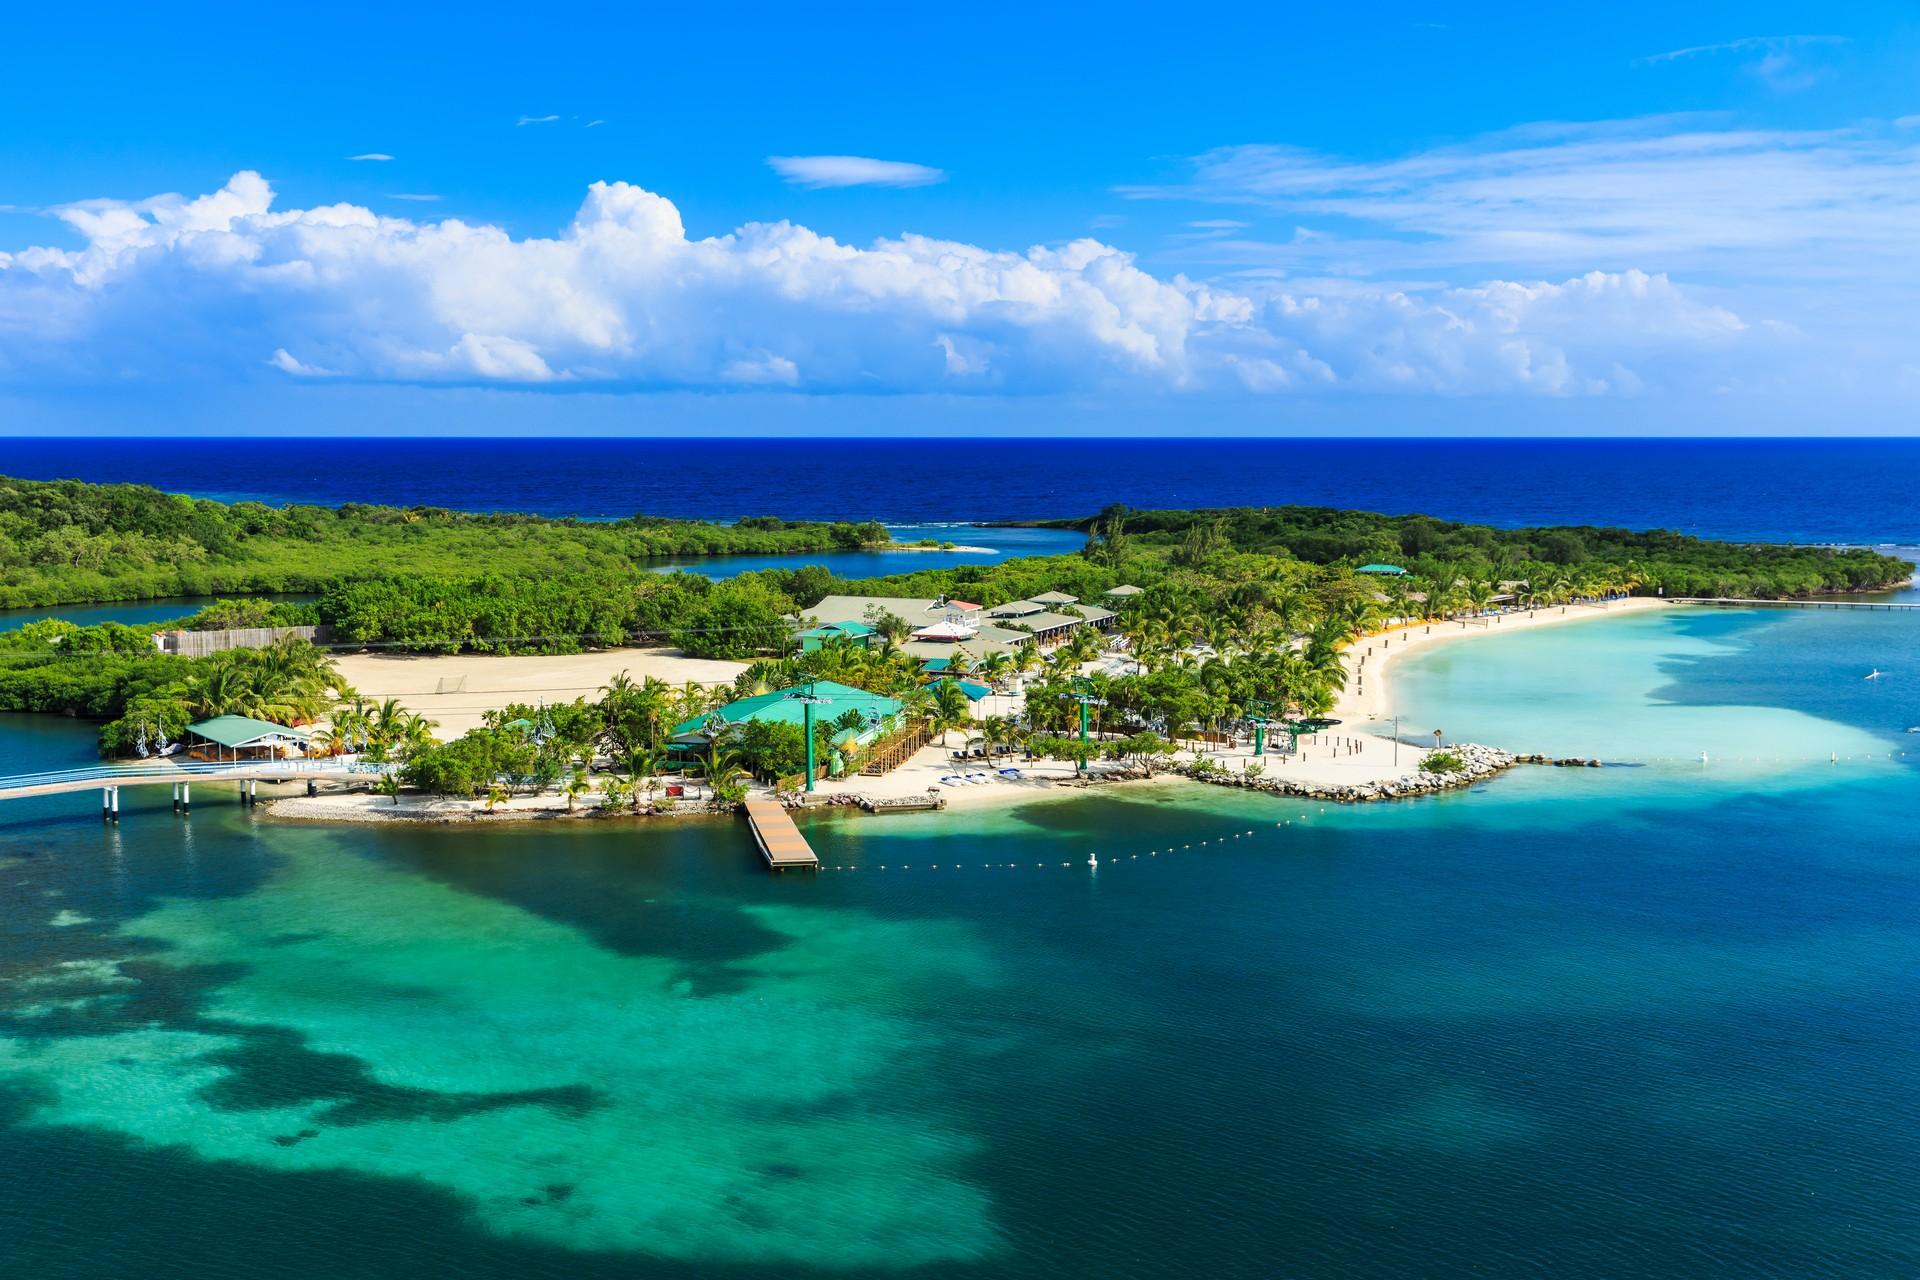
[878,542,996,554]
[269,600,1673,827]
[1332,597,1672,728]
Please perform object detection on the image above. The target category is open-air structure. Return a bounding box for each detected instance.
[183,716,311,762]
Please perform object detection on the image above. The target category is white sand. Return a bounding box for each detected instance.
[331,647,749,738]
[1333,597,1671,725]
[288,600,1677,824]
[262,787,724,824]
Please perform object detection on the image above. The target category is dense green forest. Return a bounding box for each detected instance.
[1,480,1911,761]
[1041,504,1909,599]
[0,475,889,609]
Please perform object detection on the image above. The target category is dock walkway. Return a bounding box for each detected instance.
[0,759,390,804]
[742,797,820,870]
[1674,597,1918,611]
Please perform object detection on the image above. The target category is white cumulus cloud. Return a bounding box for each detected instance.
[767,155,946,189]
[0,170,1767,399]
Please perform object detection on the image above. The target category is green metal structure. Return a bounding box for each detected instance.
[1061,676,1108,773]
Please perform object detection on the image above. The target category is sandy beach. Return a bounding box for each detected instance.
[274,598,1677,824]
[331,647,749,738]
[1333,597,1671,725]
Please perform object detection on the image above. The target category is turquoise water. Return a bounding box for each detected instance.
[4,606,1920,1277]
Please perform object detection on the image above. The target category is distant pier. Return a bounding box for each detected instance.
[1673,597,1918,611]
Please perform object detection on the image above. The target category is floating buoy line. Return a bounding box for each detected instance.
[1630,752,1915,765]
[802,747,1920,874]
[812,809,1336,874]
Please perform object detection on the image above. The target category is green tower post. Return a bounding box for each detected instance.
[788,683,834,793]
[1062,676,1108,775]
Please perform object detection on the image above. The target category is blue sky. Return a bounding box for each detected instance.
[2,1,1917,435]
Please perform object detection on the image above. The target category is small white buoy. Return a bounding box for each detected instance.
[1088,851,1099,870]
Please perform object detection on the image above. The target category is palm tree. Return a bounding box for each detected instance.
[395,712,438,758]
[622,746,661,811]
[563,765,590,812]
[898,683,935,728]
[332,696,374,754]
[187,663,249,718]
[930,680,973,748]
[707,750,753,809]
[367,698,408,749]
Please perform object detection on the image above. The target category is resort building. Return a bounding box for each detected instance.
[795,620,877,651]
[799,592,1113,662]
[669,680,902,748]
[1102,584,1145,601]
[183,716,311,762]
[666,680,923,777]
[1357,563,1410,576]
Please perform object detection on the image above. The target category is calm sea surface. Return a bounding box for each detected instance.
[3,602,1919,1278]
[5,436,1920,542]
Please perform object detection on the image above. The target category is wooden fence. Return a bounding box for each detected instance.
[154,625,334,658]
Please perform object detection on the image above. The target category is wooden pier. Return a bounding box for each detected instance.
[1674,597,1918,611]
[742,797,820,871]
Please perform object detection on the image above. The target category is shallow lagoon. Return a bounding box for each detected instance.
[3,606,1919,1278]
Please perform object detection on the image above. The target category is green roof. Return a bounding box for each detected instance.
[671,680,903,739]
[187,715,310,749]
[796,620,878,640]
[1357,563,1409,575]
[930,678,993,701]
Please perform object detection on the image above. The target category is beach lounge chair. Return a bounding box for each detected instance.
[997,767,1023,780]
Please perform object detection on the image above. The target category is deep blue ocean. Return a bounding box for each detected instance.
[5,436,1920,1277]
[5,436,1919,543]
[4,604,1918,1279]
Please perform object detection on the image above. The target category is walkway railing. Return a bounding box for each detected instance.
[1673,597,1919,611]
[0,758,394,794]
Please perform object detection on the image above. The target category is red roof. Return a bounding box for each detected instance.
[947,600,982,611]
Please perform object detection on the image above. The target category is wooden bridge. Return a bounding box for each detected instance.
[742,797,819,871]
[1674,597,1919,611]
[0,759,393,817]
